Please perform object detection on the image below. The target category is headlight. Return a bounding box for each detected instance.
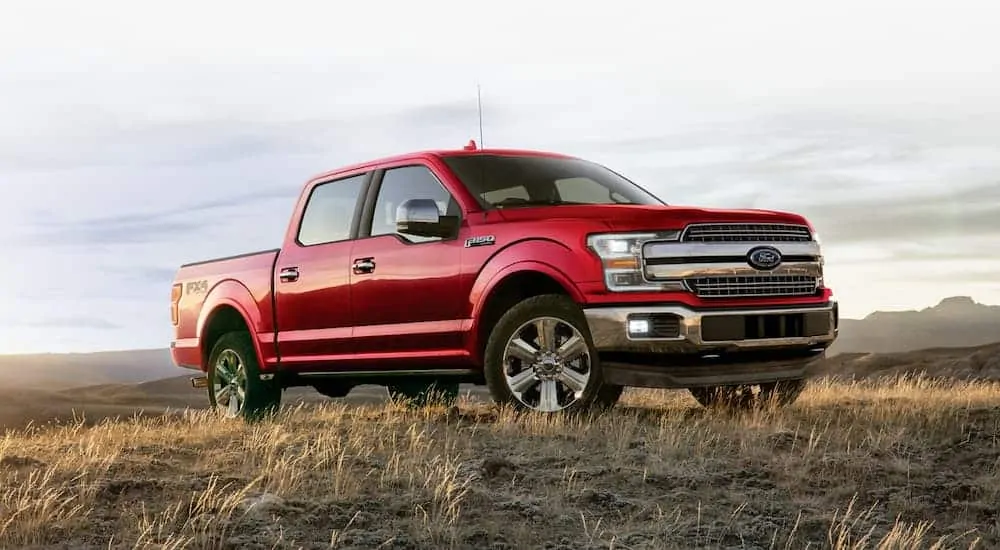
[586,231,684,292]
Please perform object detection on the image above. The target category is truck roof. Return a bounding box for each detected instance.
[306,145,576,184]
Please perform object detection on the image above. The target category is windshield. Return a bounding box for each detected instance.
[440,154,665,209]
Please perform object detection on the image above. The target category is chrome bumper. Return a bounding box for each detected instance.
[583,302,838,354]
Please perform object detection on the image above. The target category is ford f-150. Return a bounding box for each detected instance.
[170,142,838,420]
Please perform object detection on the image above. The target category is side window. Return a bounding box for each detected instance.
[370,165,457,241]
[555,177,627,204]
[297,174,366,246]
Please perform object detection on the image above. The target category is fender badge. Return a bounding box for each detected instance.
[465,235,496,248]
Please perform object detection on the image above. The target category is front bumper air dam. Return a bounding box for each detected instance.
[582,302,838,389]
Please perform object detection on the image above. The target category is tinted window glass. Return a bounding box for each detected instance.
[441,154,664,209]
[371,165,458,241]
[482,185,530,204]
[555,177,632,204]
[297,174,366,245]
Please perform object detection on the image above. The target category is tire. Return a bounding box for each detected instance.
[483,294,623,414]
[207,331,281,421]
[689,378,806,410]
[386,380,460,407]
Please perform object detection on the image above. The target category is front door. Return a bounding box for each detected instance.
[273,172,368,371]
[349,164,465,364]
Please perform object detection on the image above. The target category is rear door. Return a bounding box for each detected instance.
[348,163,465,363]
[273,171,369,370]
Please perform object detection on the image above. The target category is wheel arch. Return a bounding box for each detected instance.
[196,280,264,371]
[468,261,583,363]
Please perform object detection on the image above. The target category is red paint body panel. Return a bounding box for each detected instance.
[272,239,355,369]
[349,234,465,356]
[170,146,833,376]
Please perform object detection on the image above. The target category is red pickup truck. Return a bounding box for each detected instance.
[170,142,838,420]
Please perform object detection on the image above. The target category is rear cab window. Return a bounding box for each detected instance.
[297,173,367,246]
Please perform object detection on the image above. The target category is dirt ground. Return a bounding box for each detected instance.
[1,375,997,550]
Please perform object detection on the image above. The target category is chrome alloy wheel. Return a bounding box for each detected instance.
[502,316,592,412]
[211,349,248,418]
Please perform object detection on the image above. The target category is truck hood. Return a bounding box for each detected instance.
[492,203,811,231]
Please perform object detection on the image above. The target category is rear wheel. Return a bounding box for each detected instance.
[483,294,622,414]
[207,331,281,421]
[689,379,806,410]
[386,380,460,407]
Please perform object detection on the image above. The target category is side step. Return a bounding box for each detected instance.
[190,375,209,389]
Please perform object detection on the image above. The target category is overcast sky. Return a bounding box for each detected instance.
[1,1,999,354]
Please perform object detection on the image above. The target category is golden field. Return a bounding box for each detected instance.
[1,375,997,549]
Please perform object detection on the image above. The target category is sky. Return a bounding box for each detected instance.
[1,1,999,354]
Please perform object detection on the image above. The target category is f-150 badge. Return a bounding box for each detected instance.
[465,235,496,248]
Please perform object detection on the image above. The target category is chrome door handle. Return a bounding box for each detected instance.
[279,267,299,282]
[352,258,376,274]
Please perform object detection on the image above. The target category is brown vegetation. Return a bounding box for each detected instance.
[1,376,997,549]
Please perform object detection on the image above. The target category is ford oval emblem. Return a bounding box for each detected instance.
[747,246,783,270]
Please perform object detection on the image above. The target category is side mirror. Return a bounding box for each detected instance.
[395,198,458,239]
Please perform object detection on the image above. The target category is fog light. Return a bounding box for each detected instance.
[627,319,650,336]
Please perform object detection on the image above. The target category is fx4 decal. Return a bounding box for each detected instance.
[185,280,208,295]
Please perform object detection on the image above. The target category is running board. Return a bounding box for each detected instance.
[294,369,478,379]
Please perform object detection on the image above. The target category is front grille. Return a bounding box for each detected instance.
[682,223,812,242]
[686,275,819,298]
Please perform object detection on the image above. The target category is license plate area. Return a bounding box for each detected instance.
[701,312,830,342]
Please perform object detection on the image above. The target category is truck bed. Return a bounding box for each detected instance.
[171,249,280,369]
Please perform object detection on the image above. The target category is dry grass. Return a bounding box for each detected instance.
[0,375,997,549]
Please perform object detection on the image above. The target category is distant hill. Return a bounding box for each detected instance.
[0,348,178,390]
[829,296,1000,355]
[816,341,1000,381]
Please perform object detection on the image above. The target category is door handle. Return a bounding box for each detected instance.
[278,267,299,282]
[352,257,376,274]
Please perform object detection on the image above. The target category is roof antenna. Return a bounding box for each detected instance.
[464,84,484,151]
[477,83,484,148]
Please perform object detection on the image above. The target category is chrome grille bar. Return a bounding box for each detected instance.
[685,275,820,298]
[682,223,812,242]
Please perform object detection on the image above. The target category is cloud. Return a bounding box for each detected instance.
[0,118,331,174]
[1,2,1000,351]
[800,181,1000,244]
[0,97,506,177]
[3,97,509,251]
[901,269,1000,284]
[112,267,180,286]
[17,185,298,247]
[387,101,485,132]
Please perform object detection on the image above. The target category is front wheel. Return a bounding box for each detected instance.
[689,379,807,410]
[207,331,281,421]
[483,294,622,414]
